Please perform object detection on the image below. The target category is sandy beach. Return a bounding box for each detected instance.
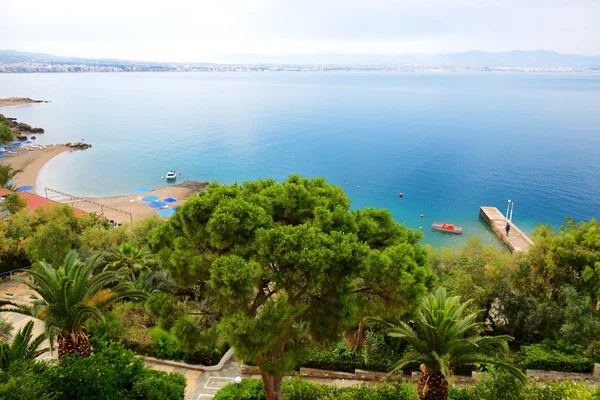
[0,144,206,223]
[60,181,208,223]
[0,144,72,187]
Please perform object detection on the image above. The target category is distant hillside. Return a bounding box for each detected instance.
[215,50,600,68]
[2,49,600,68]
[0,50,165,67]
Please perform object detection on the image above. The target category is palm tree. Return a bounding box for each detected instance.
[382,288,525,400]
[0,321,47,370]
[0,165,22,189]
[106,242,154,276]
[0,250,148,359]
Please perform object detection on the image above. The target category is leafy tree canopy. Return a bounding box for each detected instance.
[149,176,431,400]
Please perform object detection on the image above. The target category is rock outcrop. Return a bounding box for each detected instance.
[66,142,92,150]
[11,121,44,134]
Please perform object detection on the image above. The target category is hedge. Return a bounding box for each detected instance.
[213,377,418,400]
[516,344,593,373]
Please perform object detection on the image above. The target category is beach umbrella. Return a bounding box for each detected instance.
[7,147,17,151]
[24,141,33,144]
[16,185,34,192]
[157,209,176,217]
[11,140,20,144]
[149,201,167,209]
[0,144,7,148]
[134,186,151,193]
[0,154,5,158]
[163,197,177,203]
[14,143,22,147]
[142,195,159,202]
[6,181,12,186]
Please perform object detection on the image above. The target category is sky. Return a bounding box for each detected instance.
[1,0,599,62]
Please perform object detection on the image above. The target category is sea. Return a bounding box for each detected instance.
[1,72,599,249]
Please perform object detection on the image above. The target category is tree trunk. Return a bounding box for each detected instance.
[261,372,283,400]
[57,331,91,359]
[418,365,449,400]
[354,320,366,351]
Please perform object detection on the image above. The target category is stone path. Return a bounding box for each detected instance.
[146,359,243,400]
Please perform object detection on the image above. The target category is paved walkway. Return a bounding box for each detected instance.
[146,359,243,400]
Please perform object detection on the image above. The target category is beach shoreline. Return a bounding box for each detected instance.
[1,144,207,222]
[1,144,72,188]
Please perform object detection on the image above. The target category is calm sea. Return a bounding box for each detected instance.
[1,72,599,248]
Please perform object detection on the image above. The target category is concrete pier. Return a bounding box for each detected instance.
[480,206,533,253]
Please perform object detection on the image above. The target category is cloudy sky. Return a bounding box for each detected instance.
[2,0,599,61]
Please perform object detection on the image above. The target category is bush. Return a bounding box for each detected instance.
[214,378,418,400]
[213,378,266,400]
[302,332,399,373]
[516,343,593,372]
[130,368,187,400]
[453,371,595,400]
[0,341,186,400]
[150,328,180,359]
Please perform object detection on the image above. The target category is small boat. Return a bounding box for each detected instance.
[431,221,462,234]
[165,171,177,180]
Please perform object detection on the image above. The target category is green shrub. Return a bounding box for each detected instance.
[0,122,13,143]
[171,315,200,351]
[130,368,187,400]
[334,380,418,400]
[516,343,593,372]
[302,332,399,373]
[0,341,186,400]
[214,378,418,400]
[458,370,595,400]
[151,328,180,359]
[213,378,266,400]
[283,378,336,399]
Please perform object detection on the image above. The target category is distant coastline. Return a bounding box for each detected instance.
[0,97,49,107]
[1,49,599,73]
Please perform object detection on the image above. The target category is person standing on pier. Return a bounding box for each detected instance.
[505,223,511,236]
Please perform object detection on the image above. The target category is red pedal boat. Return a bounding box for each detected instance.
[431,221,462,234]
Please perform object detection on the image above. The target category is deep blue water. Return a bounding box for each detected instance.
[1,72,599,248]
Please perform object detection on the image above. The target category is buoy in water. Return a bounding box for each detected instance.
[419,226,422,230]
[357,185,360,189]
[399,192,403,198]
[344,181,348,185]
[420,214,424,218]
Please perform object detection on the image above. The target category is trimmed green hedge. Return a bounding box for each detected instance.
[516,343,593,373]
[213,378,418,400]
[450,371,595,400]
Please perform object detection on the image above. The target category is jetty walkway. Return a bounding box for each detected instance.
[480,206,533,253]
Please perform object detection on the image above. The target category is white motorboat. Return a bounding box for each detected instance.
[166,171,177,180]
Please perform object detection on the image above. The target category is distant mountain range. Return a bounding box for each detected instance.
[2,49,600,68]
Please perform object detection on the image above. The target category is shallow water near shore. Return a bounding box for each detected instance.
[1,72,599,248]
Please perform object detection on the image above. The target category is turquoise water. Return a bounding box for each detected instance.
[1,72,599,248]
